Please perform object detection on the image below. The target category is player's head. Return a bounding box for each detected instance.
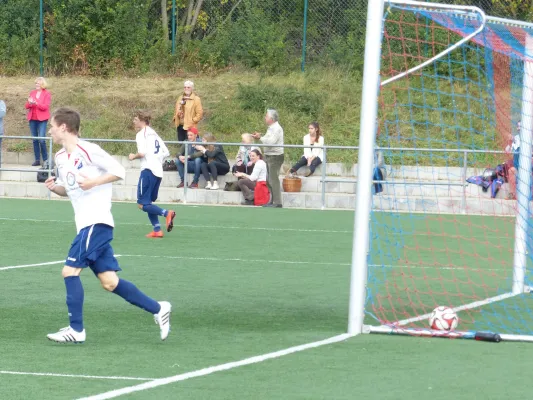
[187,126,198,141]
[184,80,194,96]
[133,110,151,130]
[49,108,81,143]
[35,77,48,90]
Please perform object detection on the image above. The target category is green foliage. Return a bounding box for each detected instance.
[236,84,323,116]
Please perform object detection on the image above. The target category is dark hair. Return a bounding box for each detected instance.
[309,121,321,141]
[250,149,263,159]
[52,107,81,135]
[134,110,151,125]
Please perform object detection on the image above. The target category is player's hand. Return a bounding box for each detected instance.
[44,176,56,191]
[195,145,205,152]
[235,172,242,178]
[128,153,136,161]
[76,173,96,191]
[247,161,253,167]
[252,132,261,139]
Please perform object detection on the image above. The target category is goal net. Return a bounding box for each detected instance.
[361,0,533,341]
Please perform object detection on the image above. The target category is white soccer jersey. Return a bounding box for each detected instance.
[54,140,126,233]
[136,126,169,178]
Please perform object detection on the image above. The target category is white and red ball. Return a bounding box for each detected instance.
[428,306,459,331]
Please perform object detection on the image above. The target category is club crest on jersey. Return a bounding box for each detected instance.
[77,161,83,170]
[74,158,83,169]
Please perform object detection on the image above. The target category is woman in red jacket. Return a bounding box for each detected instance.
[25,77,51,166]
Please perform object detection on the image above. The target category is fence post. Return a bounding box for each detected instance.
[171,0,176,55]
[321,147,327,210]
[183,143,188,204]
[301,0,309,72]
[39,0,44,75]
[461,150,467,214]
[47,137,53,200]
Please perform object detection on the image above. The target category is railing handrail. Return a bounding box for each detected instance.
[0,135,517,154]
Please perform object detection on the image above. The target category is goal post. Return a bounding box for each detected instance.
[350,0,533,342]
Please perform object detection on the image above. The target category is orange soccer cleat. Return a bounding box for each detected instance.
[146,231,164,238]
[166,210,176,232]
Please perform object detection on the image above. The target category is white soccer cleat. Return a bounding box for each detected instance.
[47,326,86,344]
[154,301,172,341]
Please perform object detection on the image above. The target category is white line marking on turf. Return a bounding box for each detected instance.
[0,217,520,238]
[76,333,352,400]
[0,255,123,272]
[0,217,349,234]
[0,371,152,381]
[118,254,510,272]
[392,291,519,327]
[0,254,509,273]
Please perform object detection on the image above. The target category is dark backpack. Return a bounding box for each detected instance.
[163,159,177,171]
[37,160,55,183]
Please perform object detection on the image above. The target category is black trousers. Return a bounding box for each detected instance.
[201,161,230,181]
[290,156,322,174]
[177,125,187,142]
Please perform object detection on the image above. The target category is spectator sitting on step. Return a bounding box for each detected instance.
[176,126,203,189]
[505,122,521,200]
[373,146,386,195]
[195,133,230,190]
[235,149,269,206]
[233,133,259,175]
[288,122,324,177]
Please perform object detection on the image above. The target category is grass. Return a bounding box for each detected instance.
[0,68,363,164]
[1,198,533,399]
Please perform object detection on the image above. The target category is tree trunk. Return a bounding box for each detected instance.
[161,0,169,41]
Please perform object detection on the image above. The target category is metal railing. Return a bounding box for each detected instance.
[0,135,513,210]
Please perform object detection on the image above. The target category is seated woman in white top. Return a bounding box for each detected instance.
[235,149,269,206]
[288,122,324,177]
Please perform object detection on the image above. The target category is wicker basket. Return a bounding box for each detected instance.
[282,176,302,192]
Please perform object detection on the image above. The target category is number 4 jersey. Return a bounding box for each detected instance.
[136,126,170,178]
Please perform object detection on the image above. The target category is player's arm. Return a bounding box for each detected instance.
[45,176,68,196]
[129,134,147,161]
[78,145,126,191]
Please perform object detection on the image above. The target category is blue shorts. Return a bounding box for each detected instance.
[65,224,121,276]
[137,169,162,205]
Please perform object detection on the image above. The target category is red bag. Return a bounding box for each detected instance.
[254,181,270,206]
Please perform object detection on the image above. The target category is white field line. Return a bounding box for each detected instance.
[1,254,510,273]
[393,291,519,327]
[118,254,510,272]
[0,370,152,381]
[0,217,519,239]
[0,217,348,234]
[76,333,353,400]
[0,255,123,272]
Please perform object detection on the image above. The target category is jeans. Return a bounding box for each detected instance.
[201,161,230,181]
[264,154,284,205]
[290,156,322,175]
[373,167,384,194]
[177,157,202,183]
[29,119,48,162]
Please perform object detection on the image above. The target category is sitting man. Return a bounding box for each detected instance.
[176,126,203,188]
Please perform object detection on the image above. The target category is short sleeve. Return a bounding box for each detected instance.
[90,144,126,180]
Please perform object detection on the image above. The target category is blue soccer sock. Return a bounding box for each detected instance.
[112,279,161,314]
[142,204,167,217]
[146,213,161,232]
[64,276,84,332]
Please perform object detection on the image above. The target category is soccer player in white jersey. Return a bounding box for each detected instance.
[128,111,176,238]
[44,107,172,343]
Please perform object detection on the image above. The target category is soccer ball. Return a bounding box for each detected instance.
[428,306,459,331]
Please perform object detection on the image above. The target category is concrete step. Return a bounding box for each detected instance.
[0,162,511,199]
[0,180,519,214]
